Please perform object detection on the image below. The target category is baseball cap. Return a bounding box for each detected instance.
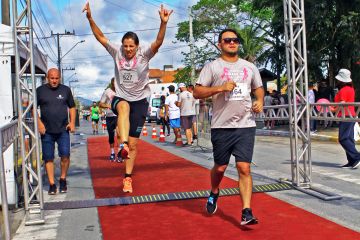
[178,83,186,88]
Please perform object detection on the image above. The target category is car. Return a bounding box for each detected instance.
[147,96,161,123]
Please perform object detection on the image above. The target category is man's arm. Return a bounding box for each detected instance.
[36,113,46,135]
[99,102,111,109]
[251,87,265,113]
[83,2,108,47]
[151,5,173,54]
[165,104,170,119]
[66,107,76,133]
[193,81,236,99]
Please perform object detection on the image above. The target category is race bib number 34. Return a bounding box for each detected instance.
[226,82,249,101]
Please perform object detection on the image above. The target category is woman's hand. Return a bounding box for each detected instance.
[159,4,173,23]
[82,1,92,19]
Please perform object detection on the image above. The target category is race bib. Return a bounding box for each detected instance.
[225,82,250,101]
[121,70,138,84]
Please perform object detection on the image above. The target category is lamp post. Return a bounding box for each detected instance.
[61,40,85,60]
[59,40,85,83]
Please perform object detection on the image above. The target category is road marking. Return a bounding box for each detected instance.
[312,167,360,185]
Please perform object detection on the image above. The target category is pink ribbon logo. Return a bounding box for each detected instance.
[221,67,231,81]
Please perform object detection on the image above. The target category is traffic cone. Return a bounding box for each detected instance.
[151,127,157,139]
[159,128,165,142]
[142,126,148,136]
[175,130,183,147]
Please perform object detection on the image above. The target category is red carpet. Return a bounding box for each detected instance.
[87,137,360,240]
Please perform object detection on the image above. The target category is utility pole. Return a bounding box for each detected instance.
[62,66,75,85]
[1,0,10,25]
[51,30,75,83]
[189,7,195,84]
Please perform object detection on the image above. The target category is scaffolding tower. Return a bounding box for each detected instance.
[11,0,45,225]
[282,0,341,200]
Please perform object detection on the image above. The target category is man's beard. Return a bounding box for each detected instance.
[223,49,238,57]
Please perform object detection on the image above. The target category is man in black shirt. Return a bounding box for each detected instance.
[37,68,76,195]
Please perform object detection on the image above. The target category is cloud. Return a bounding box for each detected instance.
[34,0,195,101]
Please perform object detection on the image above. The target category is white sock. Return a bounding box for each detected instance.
[111,148,115,154]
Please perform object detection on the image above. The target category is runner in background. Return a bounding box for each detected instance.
[83,2,173,193]
[99,77,119,162]
[90,101,100,135]
[194,28,264,225]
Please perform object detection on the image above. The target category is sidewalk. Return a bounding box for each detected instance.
[256,123,340,142]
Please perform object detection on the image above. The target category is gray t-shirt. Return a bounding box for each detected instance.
[100,88,116,117]
[105,41,155,101]
[178,90,196,116]
[196,58,263,128]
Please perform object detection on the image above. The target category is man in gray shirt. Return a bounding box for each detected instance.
[177,83,196,145]
[194,28,264,225]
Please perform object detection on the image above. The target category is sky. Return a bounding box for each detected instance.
[7,0,197,101]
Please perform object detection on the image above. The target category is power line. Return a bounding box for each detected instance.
[36,26,179,39]
[142,0,187,18]
[104,0,160,22]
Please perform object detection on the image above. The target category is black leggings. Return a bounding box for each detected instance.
[161,117,170,134]
[106,116,117,144]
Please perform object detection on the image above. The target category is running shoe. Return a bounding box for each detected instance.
[48,184,57,195]
[193,135,197,140]
[341,163,353,169]
[241,208,258,225]
[116,144,129,163]
[123,177,133,193]
[59,178,67,193]
[352,159,360,169]
[110,153,115,161]
[206,191,219,214]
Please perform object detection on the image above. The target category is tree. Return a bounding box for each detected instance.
[175,0,274,72]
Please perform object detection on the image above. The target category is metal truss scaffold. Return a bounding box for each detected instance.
[283,0,341,200]
[11,0,45,225]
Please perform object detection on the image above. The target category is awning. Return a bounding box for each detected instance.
[0,23,47,74]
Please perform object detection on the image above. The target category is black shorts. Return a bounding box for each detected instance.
[111,96,149,138]
[211,127,256,165]
[92,118,99,124]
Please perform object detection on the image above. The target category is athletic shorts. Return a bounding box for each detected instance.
[191,115,197,123]
[180,116,193,130]
[106,116,117,144]
[92,118,99,124]
[169,118,181,129]
[41,131,70,162]
[111,96,149,138]
[211,127,256,165]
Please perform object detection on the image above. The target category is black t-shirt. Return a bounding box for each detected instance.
[36,84,75,134]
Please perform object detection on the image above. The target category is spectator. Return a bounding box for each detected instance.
[177,83,196,145]
[187,84,198,141]
[333,69,360,169]
[36,68,76,195]
[159,95,171,136]
[165,85,180,143]
[308,83,317,133]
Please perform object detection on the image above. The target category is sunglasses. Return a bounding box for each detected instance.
[222,38,240,44]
